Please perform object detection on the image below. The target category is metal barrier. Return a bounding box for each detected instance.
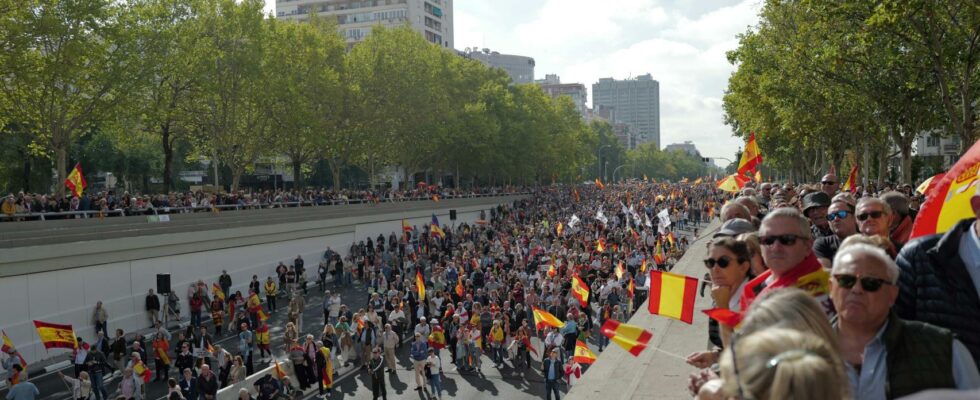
[0,192,528,222]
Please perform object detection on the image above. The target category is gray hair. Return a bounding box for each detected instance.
[832,243,900,283]
[721,202,752,221]
[761,207,812,240]
[878,191,909,216]
[856,197,892,215]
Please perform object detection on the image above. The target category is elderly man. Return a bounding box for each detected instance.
[895,184,980,365]
[814,199,859,268]
[880,191,915,247]
[856,197,900,255]
[720,202,752,222]
[740,208,834,317]
[831,244,980,399]
[821,173,840,197]
[803,192,833,239]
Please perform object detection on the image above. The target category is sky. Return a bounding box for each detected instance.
[263,0,763,163]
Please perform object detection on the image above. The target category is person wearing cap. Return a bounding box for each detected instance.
[712,218,756,239]
[802,191,833,239]
[813,197,859,269]
[820,173,840,197]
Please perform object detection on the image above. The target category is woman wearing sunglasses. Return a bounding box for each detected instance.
[686,237,753,369]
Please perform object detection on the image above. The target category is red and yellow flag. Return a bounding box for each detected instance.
[571,275,590,307]
[737,132,763,176]
[33,320,78,350]
[1,330,15,353]
[547,264,557,278]
[428,325,446,350]
[573,188,581,203]
[754,170,762,183]
[573,340,597,364]
[702,308,743,328]
[416,270,426,301]
[532,307,565,331]
[666,232,676,248]
[247,293,261,312]
[842,164,859,192]
[595,238,606,253]
[153,339,171,365]
[257,308,270,322]
[648,271,698,324]
[273,359,288,379]
[556,222,564,236]
[212,283,225,302]
[615,261,626,280]
[319,347,334,388]
[64,163,87,197]
[402,219,413,233]
[627,278,635,298]
[600,319,652,356]
[911,140,980,239]
[454,278,465,297]
[133,360,152,383]
[595,178,605,189]
[653,240,666,265]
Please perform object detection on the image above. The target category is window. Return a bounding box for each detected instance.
[926,136,939,147]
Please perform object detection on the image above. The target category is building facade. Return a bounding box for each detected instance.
[915,131,963,172]
[275,0,454,49]
[664,141,701,157]
[536,74,588,119]
[592,74,661,148]
[463,48,535,84]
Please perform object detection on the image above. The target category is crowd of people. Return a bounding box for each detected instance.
[3,170,979,400]
[0,185,528,221]
[687,173,980,400]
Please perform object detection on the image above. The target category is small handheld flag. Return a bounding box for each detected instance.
[64,163,87,197]
[600,319,652,356]
[648,271,698,324]
[532,307,565,331]
[416,270,426,301]
[573,340,597,364]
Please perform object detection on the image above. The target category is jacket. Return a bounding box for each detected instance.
[882,312,955,399]
[542,358,562,381]
[895,219,980,364]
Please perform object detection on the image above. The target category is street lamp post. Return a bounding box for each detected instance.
[598,144,613,180]
[612,164,627,182]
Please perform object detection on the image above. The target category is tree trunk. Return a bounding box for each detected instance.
[877,150,888,186]
[55,145,67,198]
[162,125,174,192]
[231,168,242,192]
[21,150,31,192]
[292,159,303,190]
[327,158,343,191]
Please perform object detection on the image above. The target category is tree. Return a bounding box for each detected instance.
[0,0,146,196]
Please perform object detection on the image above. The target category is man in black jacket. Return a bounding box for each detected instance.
[196,364,218,400]
[146,289,161,328]
[369,346,387,400]
[542,348,562,400]
[895,185,980,365]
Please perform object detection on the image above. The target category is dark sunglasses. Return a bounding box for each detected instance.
[833,274,892,292]
[821,181,836,185]
[759,234,803,246]
[826,210,851,222]
[856,211,884,221]
[704,256,738,269]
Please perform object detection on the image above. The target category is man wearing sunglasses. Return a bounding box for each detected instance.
[831,244,980,399]
[740,208,835,318]
[895,184,980,365]
[855,198,901,254]
[814,199,859,269]
[820,173,840,197]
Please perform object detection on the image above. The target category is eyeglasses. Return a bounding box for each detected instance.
[833,274,893,292]
[826,210,852,222]
[703,256,737,269]
[821,181,836,185]
[856,211,884,221]
[759,234,803,246]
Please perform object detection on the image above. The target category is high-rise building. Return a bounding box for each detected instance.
[536,74,588,119]
[275,0,454,49]
[592,74,660,147]
[462,48,535,84]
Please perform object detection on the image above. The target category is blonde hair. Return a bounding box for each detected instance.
[720,328,848,400]
[738,288,837,349]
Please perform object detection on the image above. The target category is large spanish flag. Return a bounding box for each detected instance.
[33,320,78,350]
[910,139,980,239]
[319,347,334,389]
[212,283,225,301]
[648,271,698,324]
[600,319,652,356]
[416,269,426,301]
[571,275,590,307]
[64,163,87,197]
[532,307,565,331]
[736,132,763,176]
[573,340,597,364]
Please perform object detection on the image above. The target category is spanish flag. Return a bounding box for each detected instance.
[595,238,606,253]
[570,275,590,307]
[615,261,626,280]
[428,325,446,350]
[33,320,78,350]
[133,360,152,383]
[273,359,288,379]
[572,188,581,203]
[573,340,597,364]
[841,164,859,192]
[430,214,446,239]
[556,222,564,236]
[600,319,652,356]
[595,178,605,189]
[666,232,676,248]
[627,278,635,298]
[1,330,26,368]
[416,269,426,301]
[402,219,413,233]
[648,271,698,324]
[522,336,539,356]
[532,307,565,331]
[212,283,225,301]
[547,264,557,278]
[910,140,980,239]
[153,339,171,365]
[257,308,270,322]
[737,132,763,176]
[64,163,87,197]
[454,278,465,297]
[247,293,261,312]
[319,347,333,388]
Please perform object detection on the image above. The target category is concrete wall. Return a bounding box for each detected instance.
[0,201,498,365]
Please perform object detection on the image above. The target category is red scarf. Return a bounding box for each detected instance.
[739,252,823,311]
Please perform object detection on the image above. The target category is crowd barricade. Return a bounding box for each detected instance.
[0,192,526,222]
[215,359,303,400]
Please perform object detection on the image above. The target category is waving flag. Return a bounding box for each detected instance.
[595,238,606,253]
[910,140,980,239]
[273,359,288,379]
[64,163,87,197]
[627,278,635,298]
[1,330,15,353]
[532,307,565,331]
[571,275,590,307]
[430,214,446,239]
[600,319,652,356]
[595,178,605,189]
[547,264,557,278]
[556,222,564,236]
[615,261,626,280]
[133,360,152,383]
[841,164,859,192]
[416,269,426,301]
[247,293,261,312]
[428,325,446,350]
[737,132,763,176]
[455,278,465,297]
[573,340,597,364]
[702,308,743,328]
[653,240,666,265]
[319,347,334,388]
[33,320,78,350]
[648,271,698,324]
[402,219,413,233]
[257,308,270,322]
[212,283,225,301]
